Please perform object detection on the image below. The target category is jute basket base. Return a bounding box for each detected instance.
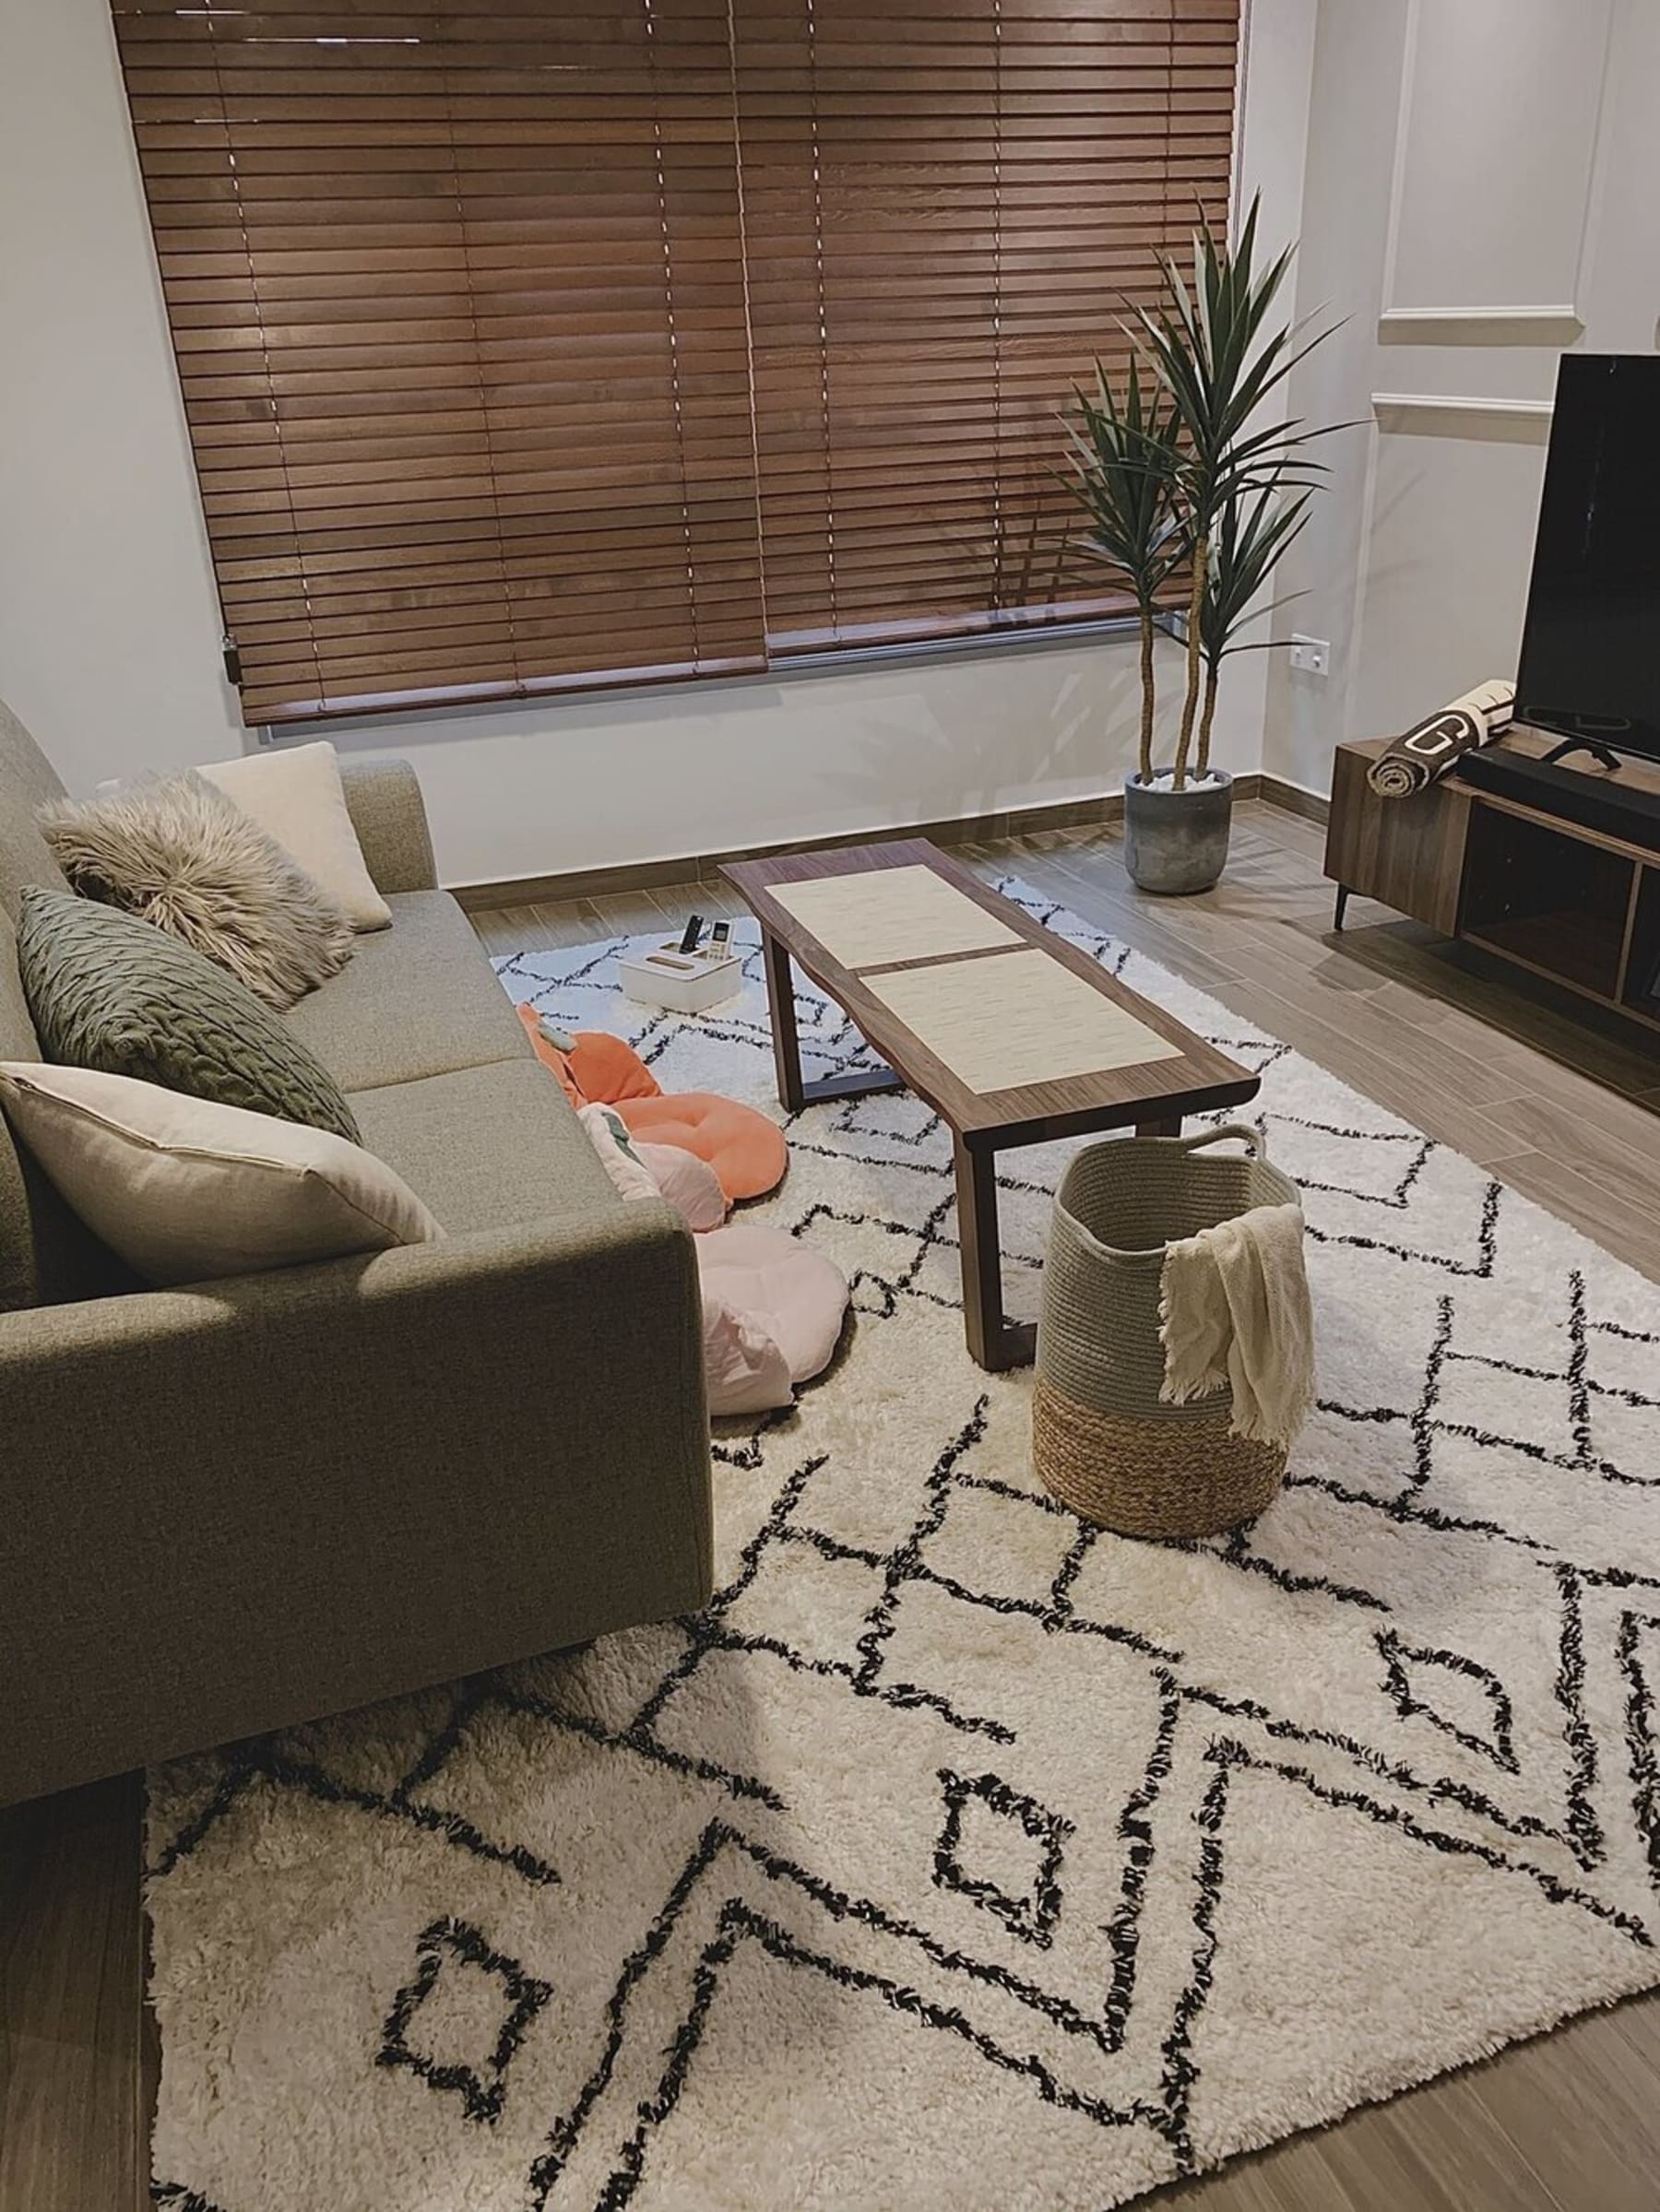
[1033,1378,1285,1540]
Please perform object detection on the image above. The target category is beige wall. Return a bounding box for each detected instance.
[1264,0,1660,795]
[0,0,1312,889]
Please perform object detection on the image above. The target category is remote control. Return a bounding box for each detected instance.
[709,920,731,953]
[678,914,705,955]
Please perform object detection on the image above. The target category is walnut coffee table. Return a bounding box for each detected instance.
[723,838,1260,1371]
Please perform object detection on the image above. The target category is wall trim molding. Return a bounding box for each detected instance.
[451,790,1132,909]
[1377,305,1583,343]
[1379,0,1616,326]
[1258,774,1330,824]
[1370,391,1555,438]
[452,775,1290,909]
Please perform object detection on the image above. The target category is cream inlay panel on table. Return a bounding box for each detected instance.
[766,866,1022,972]
[864,950,1181,1095]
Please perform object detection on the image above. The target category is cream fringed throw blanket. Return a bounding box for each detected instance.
[1158,1201,1315,1448]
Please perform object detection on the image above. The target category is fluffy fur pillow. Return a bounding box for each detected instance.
[40,771,354,1010]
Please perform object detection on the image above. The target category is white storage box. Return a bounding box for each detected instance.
[619,941,742,1013]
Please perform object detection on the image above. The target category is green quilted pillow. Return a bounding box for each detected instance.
[18,887,360,1143]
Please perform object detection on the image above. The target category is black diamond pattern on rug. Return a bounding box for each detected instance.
[376,1916,552,2125]
[1377,1627,1519,1770]
[932,1767,1073,1947]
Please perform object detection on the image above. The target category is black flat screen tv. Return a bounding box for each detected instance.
[1515,352,1660,767]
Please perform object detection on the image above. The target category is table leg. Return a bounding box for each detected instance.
[761,927,805,1113]
[1136,1114,1182,1137]
[954,1136,1036,1372]
[760,924,905,1112]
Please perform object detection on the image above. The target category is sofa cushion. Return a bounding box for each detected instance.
[0,702,137,1307]
[18,887,361,1143]
[40,770,355,1010]
[0,905,136,1310]
[0,1061,442,1287]
[349,1058,617,1235]
[0,697,70,924]
[200,741,393,931]
[285,890,531,1092]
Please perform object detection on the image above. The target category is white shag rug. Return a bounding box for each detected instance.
[148,885,1660,2212]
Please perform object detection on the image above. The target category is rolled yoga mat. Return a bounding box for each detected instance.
[1367,679,1515,798]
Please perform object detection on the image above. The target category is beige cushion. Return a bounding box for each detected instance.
[0,1061,440,1287]
[287,890,531,1091]
[200,741,393,931]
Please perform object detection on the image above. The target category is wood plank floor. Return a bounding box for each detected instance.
[4,799,1656,2212]
[0,1774,148,2212]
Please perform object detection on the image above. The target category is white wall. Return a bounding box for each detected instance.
[0,0,1312,889]
[1263,0,1660,796]
[0,0,246,795]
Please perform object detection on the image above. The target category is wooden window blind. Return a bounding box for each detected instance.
[112,0,767,725]
[732,0,1239,654]
[112,1,1239,726]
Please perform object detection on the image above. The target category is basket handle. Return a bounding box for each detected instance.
[1168,1120,1268,1159]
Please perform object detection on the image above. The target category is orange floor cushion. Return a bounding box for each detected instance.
[517,1005,663,1108]
[616,1093,788,1203]
[513,1006,783,1200]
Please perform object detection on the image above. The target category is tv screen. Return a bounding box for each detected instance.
[1515,352,1660,766]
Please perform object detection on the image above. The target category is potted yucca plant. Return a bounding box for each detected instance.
[1066,196,1337,893]
[1066,353,1185,793]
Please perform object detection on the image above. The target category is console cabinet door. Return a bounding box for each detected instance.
[1325,742,1471,937]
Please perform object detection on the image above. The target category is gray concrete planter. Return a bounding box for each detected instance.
[1121,768,1234,894]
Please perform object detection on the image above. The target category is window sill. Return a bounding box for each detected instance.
[255,609,1169,746]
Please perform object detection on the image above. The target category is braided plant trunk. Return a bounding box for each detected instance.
[1196,660,1221,780]
[1170,534,1209,792]
[1136,601,1156,786]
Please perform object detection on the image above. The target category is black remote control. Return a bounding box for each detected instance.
[678,914,705,954]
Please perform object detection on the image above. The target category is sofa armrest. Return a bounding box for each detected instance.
[0,1200,711,1803]
[339,756,438,893]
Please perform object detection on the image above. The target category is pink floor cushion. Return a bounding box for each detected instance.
[700,1293,794,1417]
[696,1223,849,1413]
[635,1141,728,1232]
[578,1104,729,1231]
[617,1092,788,1203]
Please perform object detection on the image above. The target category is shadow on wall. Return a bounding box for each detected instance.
[316,628,1198,882]
[326,633,1174,797]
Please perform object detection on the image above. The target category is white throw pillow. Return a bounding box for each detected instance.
[578,1105,729,1232]
[578,1102,661,1204]
[0,1062,440,1286]
[198,741,392,931]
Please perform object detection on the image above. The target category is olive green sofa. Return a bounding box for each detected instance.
[0,702,711,1805]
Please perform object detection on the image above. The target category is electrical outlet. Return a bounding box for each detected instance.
[1289,633,1331,678]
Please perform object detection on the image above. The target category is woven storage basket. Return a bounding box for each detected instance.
[1033,1123,1299,1540]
